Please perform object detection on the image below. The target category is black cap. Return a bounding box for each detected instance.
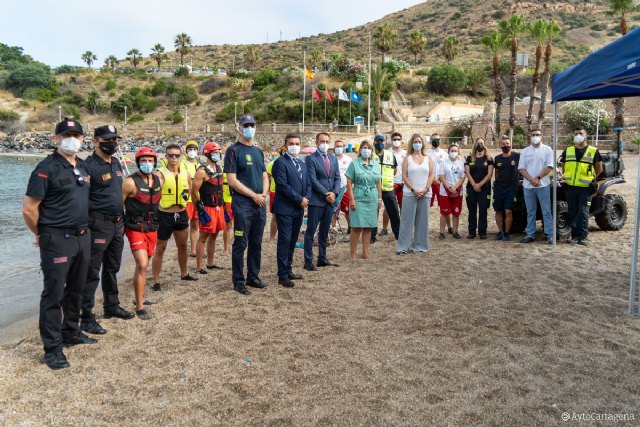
[374,134,385,142]
[239,114,256,125]
[55,118,83,136]
[94,125,121,140]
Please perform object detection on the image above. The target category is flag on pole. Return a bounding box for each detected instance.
[338,88,349,102]
[325,88,335,104]
[312,87,322,101]
[305,67,314,80]
[350,89,362,105]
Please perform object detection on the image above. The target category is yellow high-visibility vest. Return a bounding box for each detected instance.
[563,145,597,187]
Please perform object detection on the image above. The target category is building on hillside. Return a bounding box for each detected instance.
[422,102,484,123]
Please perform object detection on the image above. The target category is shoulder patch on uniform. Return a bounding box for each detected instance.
[37,173,48,179]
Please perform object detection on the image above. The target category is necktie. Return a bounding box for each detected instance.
[293,158,303,180]
[324,153,330,175]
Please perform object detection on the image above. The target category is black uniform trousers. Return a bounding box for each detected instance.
[371,190,400,240]
[232,196,266,285]
[39,227,91,353]
[466,187,491,236]
[565,185,592,240]
[81,215,125,320]
[276,211,304,281]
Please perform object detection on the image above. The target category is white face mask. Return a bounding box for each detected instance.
[318,143,329,153]
[335,147,343,155]
[187,150,198,159]
[531,136,541,145]
[287,145,301,157]
[60,136,82,155]
[449,151,458,160]
[574,134,585,144]
[392,140,402,148]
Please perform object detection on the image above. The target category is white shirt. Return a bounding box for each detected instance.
[392,148,408,184]
[439,157,465,196]
[518,143,554,189]
[403,155,431,196]
[427,148,447,177]
[336,154,352,188]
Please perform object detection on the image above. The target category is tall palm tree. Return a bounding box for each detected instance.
[537,20,560,128]
[371,65,390,120]
[442,35,459,64]
[127,49,142,68]
[526,19,547,131]
[81,51,97,68]
[373,22,398,63]
[499,14,527,138]
[244,45,260,71]
[481,30,507,135]
[607,0,638,128]
[309,50,323,70]
[407,30,427,65]
[150,43,167,70]
[174,33,192,66]
[104,55,118,72]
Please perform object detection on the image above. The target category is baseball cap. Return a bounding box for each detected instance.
[185,140,199,149]
[55,118,84,136]
[239,114,256,126]
[374,134,385,142]
[93,125,121,140]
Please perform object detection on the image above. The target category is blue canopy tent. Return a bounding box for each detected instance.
[550,27,640,314]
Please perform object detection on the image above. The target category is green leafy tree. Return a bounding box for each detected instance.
[104,55,118,72]
[561,100,610,136]
[6,64,52,96]
[373,22,398,62]
[244,45,260,71]
[526,19,547,131]
[407,30,427,65]
[441,35,459,64]
[150,43,167,70]
[309,50,323,70]
[81,51,97,68]
[427,65,467,96]
[481,30,507,134]
[499,14,527,137]
[126,49,142,68]
[537,20,560,128]
[174,33,192,66]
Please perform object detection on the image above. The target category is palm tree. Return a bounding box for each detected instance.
[537,20,560,128]
[499,14,527,138]
[87,91,99,115]
[244,45,260,71]
[104,55,118,72]
[607,0,638,128]
[407,30,427,65]
[127,49,142,68]
[371,65,390,120]
[81,51,97,68]
[442,36,459,64]
[526,19,547,131]
[481,30,507,135]
[373,22,398,63]
[309,49,323,70]
[174,33,192,66]
[150,43,167,70]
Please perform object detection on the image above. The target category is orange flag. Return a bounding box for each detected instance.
[305,67,314,80]
[324,88,334,104]
[312,87,322,101]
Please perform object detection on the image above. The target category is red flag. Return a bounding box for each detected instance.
[324,88,334,104]
[312,87,322,101]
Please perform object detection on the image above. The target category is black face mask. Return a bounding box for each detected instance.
[100,142,118,156]
[374,142,385,152]
[431,139,440,148]
[501,146,510,153]
[476,145,485,152]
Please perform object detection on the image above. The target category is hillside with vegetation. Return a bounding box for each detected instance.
[0,0,638,138]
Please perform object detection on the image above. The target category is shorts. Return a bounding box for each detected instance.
[493,191,516,212]
[199,205,226,234]
[185,201,198,220]
[393,183,404,208]
[224,202,234,222]
[157,210,189,240]
[269,191,276,213]
[339,187,350,213]
[125,228,158,256]
[437,193,463,217]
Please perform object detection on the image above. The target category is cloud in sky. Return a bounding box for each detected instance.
[1,0,423,67]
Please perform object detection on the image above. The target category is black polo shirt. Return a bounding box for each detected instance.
[223,141,266,196]
[85,152,125,215]
[26,150,90,228]
[493,152,520,194]
[465,155,494,192]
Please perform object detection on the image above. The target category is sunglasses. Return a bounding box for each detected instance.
[166,153,181,159]
[72,168,85,185]
[242,124,255,128]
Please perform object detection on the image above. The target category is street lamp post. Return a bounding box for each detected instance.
[234,101,238,125]
[185,106,188,132]
[124,106,128,130]
[58,105,62,122]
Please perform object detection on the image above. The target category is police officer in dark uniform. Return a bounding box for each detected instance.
[22,118,97,370]
[80,125,135,336]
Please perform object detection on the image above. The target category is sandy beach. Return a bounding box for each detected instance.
[1,152,640,426]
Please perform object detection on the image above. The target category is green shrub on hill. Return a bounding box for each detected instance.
[169,85,199,106]
[0,109,20,121]
[166,111,184,124]
[105,79,116,91]
[6,64,53,96]
[252,69,279,91]
[427,65,466,95]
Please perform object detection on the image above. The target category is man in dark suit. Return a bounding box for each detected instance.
[272,133,311,287]
[304,132,341,271]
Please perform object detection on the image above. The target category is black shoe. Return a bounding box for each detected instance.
[479,234,487,240]
[41,351,69,370]
[467,234,476,239]
[452,232,461,239]
[568,238,579,244]
[304,262,318,271]
[370,237,377,244]
[136,309,152,320]
[104,306,135,320]
[132,300,156,307]
[438,233,445,240]
[503,233,511,241]
[197,269,208,274]
[246,278,267,288]
[317,259,339,267]
[234,283,251,295]
[81,319,107,335]
[448,226,454,235]
[379,229,389,237]
[278,279,295,288]
[577,239,589,246]
[62,332,98,347]
[519,236,535,244]
[151,283,162,291]
[288,272,304,280]
[181,274,198,281]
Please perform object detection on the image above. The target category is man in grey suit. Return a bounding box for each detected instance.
[304,132,341,271]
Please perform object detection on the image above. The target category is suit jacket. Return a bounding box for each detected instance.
[306,150,341,207]
[272,154,312,216]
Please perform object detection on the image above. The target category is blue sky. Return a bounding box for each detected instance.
[1,0,423,67]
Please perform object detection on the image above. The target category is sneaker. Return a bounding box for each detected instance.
[503,233,511,241]
[197,269,208,274]
[519,236,535,244]
[181,274,198,281]
[479,234,487,240]
[577,239,589,246]
[152,283,162,292]
[136,309,152,320]
[438,233,445,240]
[497,232,504,241]
[467,234,476,239]
[447,226,454,235]
[379,229,389,237]
[568,238,579,244]
[452,232,461,239]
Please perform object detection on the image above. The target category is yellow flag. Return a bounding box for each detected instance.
[305,67,314,80]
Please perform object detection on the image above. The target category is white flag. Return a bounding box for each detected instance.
[338,88,349,102]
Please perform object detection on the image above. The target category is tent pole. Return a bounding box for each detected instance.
[628,150,640,314]
[552,102,558,247]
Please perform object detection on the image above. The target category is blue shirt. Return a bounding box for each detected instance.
[223,142,266,195]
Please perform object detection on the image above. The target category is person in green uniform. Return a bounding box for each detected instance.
[345,140,382,262]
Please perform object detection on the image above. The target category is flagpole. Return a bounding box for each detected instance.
[349,94,352,128]
[367,31,372,132]
[302,50,306,132]
[324,91,327,123]
[337,96,340,127]
[311,85,314,125]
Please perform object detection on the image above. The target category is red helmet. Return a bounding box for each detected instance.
[135,147,158,160]
[202,142,221,155]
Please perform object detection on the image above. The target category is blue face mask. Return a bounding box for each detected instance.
[139,162,155,174]
[412,143,423,151]
[335,147,343,155]
[242,126,256,140]
[361,149,372,159]
[211,154,220,163]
